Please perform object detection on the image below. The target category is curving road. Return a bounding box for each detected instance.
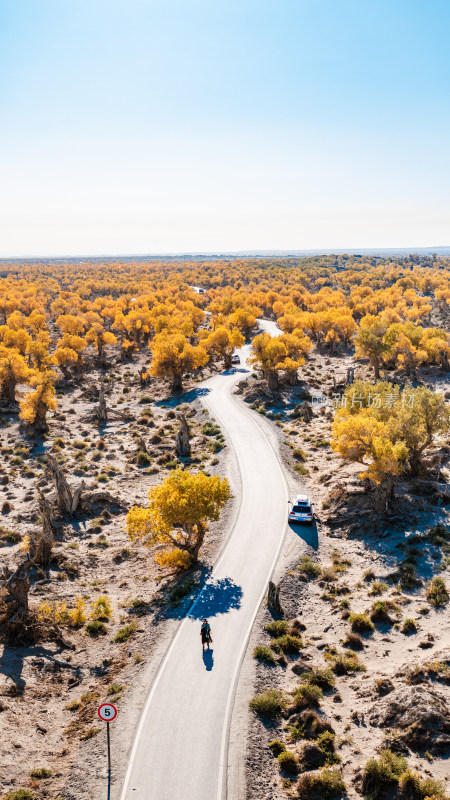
[120,320,288,800]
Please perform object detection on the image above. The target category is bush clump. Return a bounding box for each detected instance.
[253,645,277,664]
[362,749,407,799]
[325,648,366,674]
[298,555,321,579]
[277,750,299,774]
[292,683,323,709]
[30,767,52,778]
[85,620,108,637]
[297,767,346,799]
[3,791,34,800]
[265,619,289,637]
[269,739,286,756]
[342,632,364,650]
[300,667,335,690]
[402,618,418,634]
[249,689,287,718]
[349,612,374,634]
[270,634,303,655]
[114,622,137,642]
[426,577,449,608]
[398,769,447,800]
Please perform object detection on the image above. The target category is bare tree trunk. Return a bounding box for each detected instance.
[29,490,55,566]
[0,559,33,643]
[268,581,284,616]
[346,366,355,385]
[97,381,108,422]
[175,414,191,457]
[172,373,183,392]
[46,455,77,514]
[267,370,279,391]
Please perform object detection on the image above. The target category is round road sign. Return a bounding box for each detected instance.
[98,703,117,722]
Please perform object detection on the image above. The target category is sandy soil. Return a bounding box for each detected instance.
[232,348,450,799]
[0,351,238,800]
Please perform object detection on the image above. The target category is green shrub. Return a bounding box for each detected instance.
[249,689,287,717]
[297,767,346,799]
[30,767,52,778]
[398,769,447,800]
[270,634,303,654]
[362,749,407,799]
[369,581,388,596]
[326,649,366,674]
[370,601,392,624]
[265,619,289,637]
[85,620,108,637]
[277,750,299,774]
[301,667,335,690]
[269,739,286,756]
[202,421,221,436]
[398,561,419,590]
[298,555,321,579]
[107,683,125,696]
[292,683,322,709]
[253,645,277,664]
[137,451,151,466]
[293,448,307,461]
[317,731,341,766]
[349,613,374,634]
[402,618,418,634]
[3,791,34,800]
[114,622,137,642]
[294,463,310,475]
[80,726,100,740]
[169,578,198,603]
[426,577,449,607]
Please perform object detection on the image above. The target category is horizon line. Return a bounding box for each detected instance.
[1,245,450,262]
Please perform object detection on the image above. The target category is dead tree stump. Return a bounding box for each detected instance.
[97,381,108,423]
[268,581,284,616]
[46,455,82,515]
[346,367,355,385]
[175,414,191,458]
[29,490,55,566]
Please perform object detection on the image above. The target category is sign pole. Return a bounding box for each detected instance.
[107,720,111,800]
[97,702,117,800]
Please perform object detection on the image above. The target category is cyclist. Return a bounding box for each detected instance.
[200,618,212,651]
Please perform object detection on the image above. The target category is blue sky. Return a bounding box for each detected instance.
[1,0,449,256]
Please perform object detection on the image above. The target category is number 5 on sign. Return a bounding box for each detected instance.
[98,703,117,800]
[98,702,117,721]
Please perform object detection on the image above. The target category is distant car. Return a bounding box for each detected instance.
[288,494,313,525]
[231,354,240,364]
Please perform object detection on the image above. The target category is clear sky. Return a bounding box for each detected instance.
[1,0,449,256]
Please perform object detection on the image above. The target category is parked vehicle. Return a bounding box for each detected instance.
[231,354,240,364]
[288,494,313,524]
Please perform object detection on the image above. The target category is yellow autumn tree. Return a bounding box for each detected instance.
[149,333,208,392]
[19,369,57,433]
[249,331,311,390]
[206,326,245,368]
[0,347,31,406]
[126,468,230,566]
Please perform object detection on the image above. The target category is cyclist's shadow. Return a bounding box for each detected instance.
[202,648,214,671]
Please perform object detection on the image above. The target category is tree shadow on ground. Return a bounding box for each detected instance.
[0,643,82,693]
[288,520,319,550]
[188,576,243,620]
[156,387,211,408]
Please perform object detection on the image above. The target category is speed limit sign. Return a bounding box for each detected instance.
[98,703,117,721]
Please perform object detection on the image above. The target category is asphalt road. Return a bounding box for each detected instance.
[120,320,288,800]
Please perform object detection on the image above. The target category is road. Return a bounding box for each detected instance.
[120,320,288,800]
